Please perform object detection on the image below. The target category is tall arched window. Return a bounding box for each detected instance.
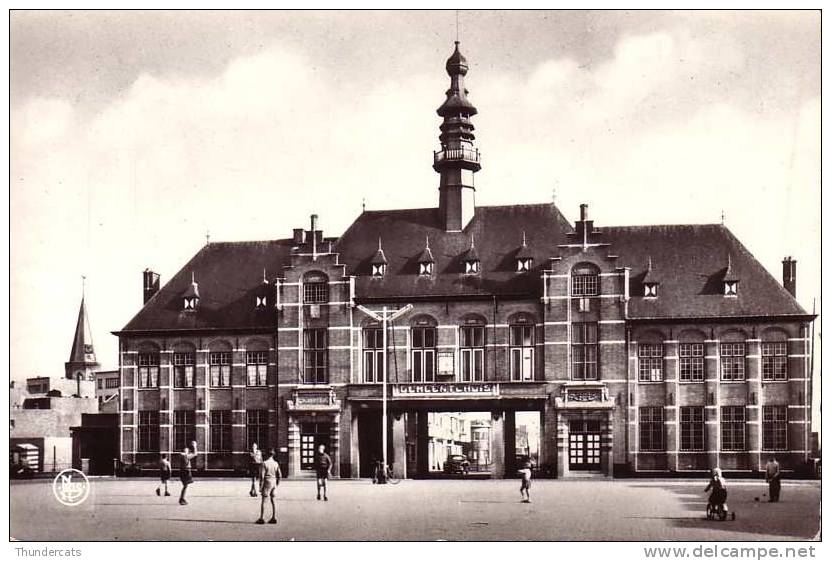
[362,320,383,383]
[459,315,486,382]
[509,313,535,381]
[303,271,329,304]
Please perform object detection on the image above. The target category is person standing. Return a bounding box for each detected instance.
[156,454,172,497]
[256,449,281,525]
[765,456,782,502]
[314,443,332,501]
[179,441,198,506]
[249,443,263,497]
[518,456,534,503]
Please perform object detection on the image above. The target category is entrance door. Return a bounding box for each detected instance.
[568,420,602,471]
[300,422,331,471]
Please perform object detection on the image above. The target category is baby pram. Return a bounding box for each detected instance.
[705,469,736,521]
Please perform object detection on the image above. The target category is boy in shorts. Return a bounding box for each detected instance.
[314,443,332,501]
[156,454,171,497]
[256,449,281,525]
[518,456,534,503]
[249,443,263,497]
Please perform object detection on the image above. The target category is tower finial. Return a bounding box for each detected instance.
[522,231,527,247]
[191,271,195,284]
[378,237,383,251]
[81,275,86,298]
[470,236,475,249]
[456,9,459,43]
[206,230,210,245]
[425,235,430,250]
[263,268,267,283]
[647,255,653,271]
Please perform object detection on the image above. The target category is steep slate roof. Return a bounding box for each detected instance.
[602,224,807,319]
[337,203,574,299]
[68,298,97,363]
[120,240,294,332]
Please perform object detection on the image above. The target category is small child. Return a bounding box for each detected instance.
[156,454,171,497]
[518,457,534,503]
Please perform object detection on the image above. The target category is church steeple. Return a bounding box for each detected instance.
[434,41,481,232]
[65,284,100,381]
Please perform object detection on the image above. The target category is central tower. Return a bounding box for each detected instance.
[434,41,481,232]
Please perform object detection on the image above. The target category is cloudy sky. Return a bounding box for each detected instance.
[10,11,820,383]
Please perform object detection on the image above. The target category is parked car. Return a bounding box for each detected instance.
[443,454,470,474]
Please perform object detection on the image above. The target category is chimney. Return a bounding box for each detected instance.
[580,204,589,221]
[782,257,797,297]
[143,269,160,304]
[310,214,318,259]
[292,228,305,245]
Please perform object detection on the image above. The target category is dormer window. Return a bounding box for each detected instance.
[183,272,199,311]
[419,261,433,276]
[724,281,738,296]
[418,236,435,276]
[462,237,479,275]
[517,258,532,272]
[371,238,387,277]
[722,254,738,297]
[255,295,268,308]
[515,232,533,272]
[644,282,658,297]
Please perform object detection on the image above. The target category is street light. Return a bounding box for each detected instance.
[356,304,413,477]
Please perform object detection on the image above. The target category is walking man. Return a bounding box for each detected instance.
[249,443,263,497]
[314,443,332,501]
[156,454,171,497]
[179,441,198,506]
[765,455,781,502]
[256,449,281,525]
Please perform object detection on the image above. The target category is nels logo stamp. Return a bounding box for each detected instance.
[52,469,90,506]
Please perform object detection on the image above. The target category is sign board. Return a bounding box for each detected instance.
[391,383,499,398]
[437,349,455,377]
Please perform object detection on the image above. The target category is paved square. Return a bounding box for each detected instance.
[10,477,820,541]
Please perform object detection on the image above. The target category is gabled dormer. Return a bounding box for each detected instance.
[255,270,269,309]
[183,272,199,311]
[516,231,533,272]
[723,254,739,297]
[462,237,480,274]
[642,256,659,298]
[418,237,434,276]
[371,238,387,277]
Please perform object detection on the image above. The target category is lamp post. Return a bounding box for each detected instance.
[356,304,413,476]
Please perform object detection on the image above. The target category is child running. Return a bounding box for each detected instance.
[179,441,198,506]
[518,456,534,503]
[256,449,282,525]
[155,454,171,497]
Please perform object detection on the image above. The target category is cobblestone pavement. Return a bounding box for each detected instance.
[10,477,820,541]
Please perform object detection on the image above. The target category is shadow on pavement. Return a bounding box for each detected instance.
[628,483,819,540]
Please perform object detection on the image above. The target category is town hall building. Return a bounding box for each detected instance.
[114,42,814,479]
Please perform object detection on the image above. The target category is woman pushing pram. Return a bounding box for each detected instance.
[704,468,735,520]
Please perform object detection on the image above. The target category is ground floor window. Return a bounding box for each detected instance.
[639,407,664,451]
[210,410,232,453]
[137,410,159,452]
[300,422,331,471]
[721,406,746,451]
[173,410,196,451]
[680,406,704,451]
[762,406,788,450]
[247,409,269,449]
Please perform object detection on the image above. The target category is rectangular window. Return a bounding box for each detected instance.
[210,410,232,453]
[411,327,436,382]
[509,325,534,381]
[303,329,328,384]
[720,343,746,381]
[762,406,788,450]
[572,322,598,381]
[210,352,232,387]
[105,377,119,389]
[680,406,704,451]
[762,342,788,381]
[246,351,268,387]
[638,344,664,382]
[721,406,746,451]
[173,352,195,388]
[303,282,328,304]
[639,407,664,451]
[459,326,485,382]
[173,410,196,452]
[137,410,160,452]
[363,328,384,383]
[679,343,704,382]
[572,274,599,296]
[247,409,269,450]
[97,379,103,389]
[137,353,160,388]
